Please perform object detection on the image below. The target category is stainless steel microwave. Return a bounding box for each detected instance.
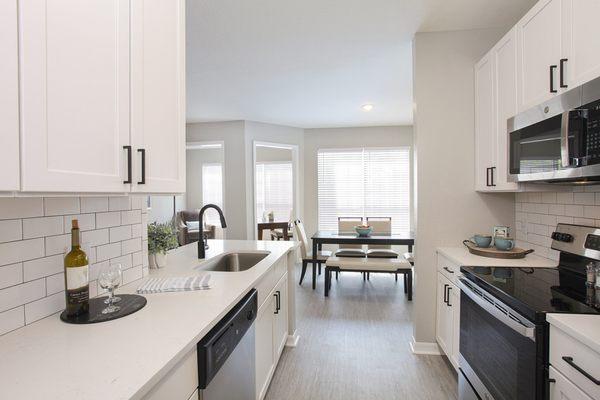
[508,76,600,183]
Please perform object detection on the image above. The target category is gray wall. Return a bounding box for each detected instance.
[412,29,515,346]
[186,147,224,210]
[303,126,414,239]
[255,146,293,163]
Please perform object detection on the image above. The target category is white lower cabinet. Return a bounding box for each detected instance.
[143,349,198,400]
[436,253,461,370]
[549,366,593,400]
[256,272,288,400]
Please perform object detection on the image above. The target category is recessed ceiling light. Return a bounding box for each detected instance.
[361,103,374,112]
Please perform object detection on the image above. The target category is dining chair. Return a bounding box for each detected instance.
[293,220,332,290]
[335,217,366,258]
[271,209,294,241]
[365,217,400,281]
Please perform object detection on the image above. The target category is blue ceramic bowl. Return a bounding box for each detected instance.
[355,226,373,237]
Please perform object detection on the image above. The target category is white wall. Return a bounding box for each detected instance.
[187,121,247,239]
[412,29,515,346]
[186,147,224,210]
[244,121,305,239]
[255,146,293,163]
[303,126,414,239]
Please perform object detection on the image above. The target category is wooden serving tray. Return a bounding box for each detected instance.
[463,240,534,259]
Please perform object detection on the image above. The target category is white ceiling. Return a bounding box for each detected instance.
[186,0,537,129]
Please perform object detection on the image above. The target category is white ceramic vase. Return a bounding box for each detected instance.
[155,252,167,268]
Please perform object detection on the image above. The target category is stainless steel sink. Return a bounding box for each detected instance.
[196,252,270,272]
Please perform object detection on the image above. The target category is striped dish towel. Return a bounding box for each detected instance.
[137,274,211,294]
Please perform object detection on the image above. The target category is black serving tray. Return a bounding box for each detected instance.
[60,294,147,324]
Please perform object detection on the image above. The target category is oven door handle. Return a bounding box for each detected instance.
[458,278,536,341]
[560,111,571,168]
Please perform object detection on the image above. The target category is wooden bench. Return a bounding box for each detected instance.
[324,256,413,300]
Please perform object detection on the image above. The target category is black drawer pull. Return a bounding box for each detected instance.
[560,58,568,88]
[447,286,452,307]
[443,284,449,304]
[137,148,146,185]
[443,266,454,274]
[123,146,132,184]
[550,65,558,93]
[562,356,600,385]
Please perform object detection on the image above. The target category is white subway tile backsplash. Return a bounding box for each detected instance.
[0,195,147,336]
[46,273,64,295]
[556,192,574,204]
[0,263,23,290]
[0,307,24,335]
[122,238,141,255]
[0,279,45,313]
[0,198,43,220]
[109,225,132,243]
[584,206,600,220]
[0,219,22,243]
[80,197,108,213]
[22,216,63,239]
[45,234,70,256]
[96,212,121,229]
[574,192,595,205]
[44,197,80,216]
[109,196,131,211]
[541,192,557,204]
[565,204,584,217]
[24,292,63,324]
[121,210,141,225]
[81,229,109,247]
[96,243,121,262]
[23,255,63,282]
[63,214,95,232]
[0,239,45,266]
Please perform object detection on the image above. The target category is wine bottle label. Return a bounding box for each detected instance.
[66,265,89,290]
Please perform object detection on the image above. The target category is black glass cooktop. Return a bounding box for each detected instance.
[461,254,600,322]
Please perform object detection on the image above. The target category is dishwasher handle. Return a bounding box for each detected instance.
[197,289,257,389]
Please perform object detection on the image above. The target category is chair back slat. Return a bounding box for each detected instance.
[338,216,363,249]
[366,217,392,249]
[293,220,310,259]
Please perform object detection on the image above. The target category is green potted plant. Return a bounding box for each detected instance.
[148,222,178,268]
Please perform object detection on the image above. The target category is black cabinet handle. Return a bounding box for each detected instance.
[486,167,491,187]
[562,356,600,385]
[443,284,449,304]
[491,167,497,187]
[550,65,558,93]
[560,58,568,88]
[274,291,281,314]
[123,146,132,184]
[137,148,146,185]
[443,266,454,274]
[447,286,452,307]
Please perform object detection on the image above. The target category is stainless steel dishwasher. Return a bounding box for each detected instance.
[197,289,257,400]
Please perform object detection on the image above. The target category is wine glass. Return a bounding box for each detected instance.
[98,263,123,314]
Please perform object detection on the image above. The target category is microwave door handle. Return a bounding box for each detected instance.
[458,278,536,341]
[561,111,571,168]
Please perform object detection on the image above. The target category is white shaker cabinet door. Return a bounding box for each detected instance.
[549,366,593,400]
[474,52,495,192]
[0,0,20,191]
[517,0,563,112]
[130,0,186,194]
[562,0,600,89]
[436,273,452,356]
[255,296,275,400]
[19,0,131,193]
[493,28,519,191]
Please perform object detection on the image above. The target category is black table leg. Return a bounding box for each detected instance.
[407,271,413,301]
[312,263,317,290]
[408,244,413,253]
[312,239,318,290]
[324,267,330,297]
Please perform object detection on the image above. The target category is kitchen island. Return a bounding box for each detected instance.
[0,239,298,400]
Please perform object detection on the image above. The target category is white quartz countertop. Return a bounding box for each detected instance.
[0,239,297,400]
[547,314,600,354]
[437,246,558,268]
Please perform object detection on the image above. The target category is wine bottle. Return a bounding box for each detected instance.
[64,219,89,317]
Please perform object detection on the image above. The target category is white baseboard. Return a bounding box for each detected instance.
[410,336,442,355]
[285,331,300,347]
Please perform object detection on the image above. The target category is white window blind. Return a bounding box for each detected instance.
[317,148,410,233]
[255,162,293,223]
[201,163,223,226]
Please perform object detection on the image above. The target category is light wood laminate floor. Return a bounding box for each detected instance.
[265,268,458,400]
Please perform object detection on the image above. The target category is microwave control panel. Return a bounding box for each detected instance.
[584,100,600,160]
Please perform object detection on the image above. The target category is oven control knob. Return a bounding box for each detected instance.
[246,310,254,321]
[552,232,573,242]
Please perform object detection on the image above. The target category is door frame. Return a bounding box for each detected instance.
[252,141,300,240]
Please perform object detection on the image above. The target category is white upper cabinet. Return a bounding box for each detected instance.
[0,0,20,191]
[517,0,564,112]
[474,53,495,191]
[493,28,520,191]
[19,0,131,193]
[130,0,186,193]
[561,0,600,89]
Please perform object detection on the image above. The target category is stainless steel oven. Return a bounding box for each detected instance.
[457,278,543,400]
[508,75,600,183]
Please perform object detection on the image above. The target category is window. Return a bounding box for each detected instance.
[255,162,293,222]
[201,163,223,225]
[317,148,410,233]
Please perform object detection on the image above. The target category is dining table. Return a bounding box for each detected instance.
[311,231,415,258]
[257,221,291,240]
